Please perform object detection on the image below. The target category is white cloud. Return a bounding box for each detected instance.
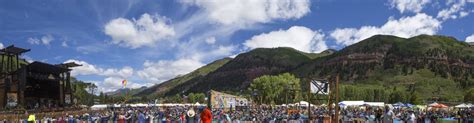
[180,0,311,26]
[104,13,175,48]
[27,35,54,45]
[460,11,469,18]
[466,34,474,42]
[27,38,40,45]
[244,26,327,53]
[61,41,68,47]
[65,59,101,76]
[137,58,204,83]
[0,43,3,49]
[205,37,216,45]
[437,0,468,20]
[389,0,431,13]
[102,66,134,78]
[101,77,144,92]
[41,35,53,45]
[330,13,441,46]
[64,59,134,78]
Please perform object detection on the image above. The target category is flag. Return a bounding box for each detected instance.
[122,80,127,88]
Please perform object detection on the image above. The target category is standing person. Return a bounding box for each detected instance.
[138,111,146,123]
[187,108,196,123]
[375,108,383,123]
[118,112,125,123]
[383,106,394,123]
[200,107,212,123]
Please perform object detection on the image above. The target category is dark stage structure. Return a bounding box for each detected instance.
[0,45,80,109]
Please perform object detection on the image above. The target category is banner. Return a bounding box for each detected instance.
[310,80,329,95]
[6,93,18,107]
[65,94,71,104]
[209,90,248,109]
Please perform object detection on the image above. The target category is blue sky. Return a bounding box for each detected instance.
[1,0,473,92]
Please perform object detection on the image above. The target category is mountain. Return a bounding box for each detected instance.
[106,86,147,96]
[163,47,332,96]
[295,35,474,82]
[134,58,232,98]
[134,34,473,102]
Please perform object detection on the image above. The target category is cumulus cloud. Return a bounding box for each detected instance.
[64,59,134,78]
[330,13,441,46]
[244,26,327,53]
[137,58,204,83]
[466,34,474,42]
[101,77,144,92]
[104,13,175,48]
[27,35,54,45]
[437,0,469,20]
[180,0,311,25]
[0,43,3,49]
[389,0,431,13]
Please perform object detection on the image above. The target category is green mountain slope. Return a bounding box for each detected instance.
[134,58,232,98]
[293,35,473,102]
[164,47,333,96]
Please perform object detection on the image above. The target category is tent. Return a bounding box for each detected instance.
[430,103,448,108]
[428,102,439,107]
[339,101,364,107]
[91,104,107,110]
[393,102,405,107]
[405,103,414,107]
[455,103,472,108]
[364,102,385,107]
[296,101,309,106]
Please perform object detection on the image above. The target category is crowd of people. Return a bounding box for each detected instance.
[2,105,473,123]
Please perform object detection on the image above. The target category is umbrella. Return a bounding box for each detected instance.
[405,103,414,107]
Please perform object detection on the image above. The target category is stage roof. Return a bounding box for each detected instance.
[1,45,30,54]
[28,61,70,74]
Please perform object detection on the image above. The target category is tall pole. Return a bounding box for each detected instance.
[335,74,340,123]
[308,79,311,121]
[327,79,336,122]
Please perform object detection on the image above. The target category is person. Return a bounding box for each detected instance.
[374,108,382,123]
[27,114,35,123]
[408,111,416,123]
[200,107,212,123]
[187,108,196,123]
[138,111,146,123]
[383,106,394,123]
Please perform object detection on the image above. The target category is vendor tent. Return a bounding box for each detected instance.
[91,104,107,110]
[364,102,385,107]
[430,103,448,108]
[393,102,405,107]
[339,101,364,107]
[296,101,309,106]
[455,103,472,108]
[428,102,439,107]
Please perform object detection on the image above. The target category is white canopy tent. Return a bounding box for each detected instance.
[455,103,473,108]
[339,101,365,107]
[91,104,107,110]
[364,102,385,107]
[295,101,315,107]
